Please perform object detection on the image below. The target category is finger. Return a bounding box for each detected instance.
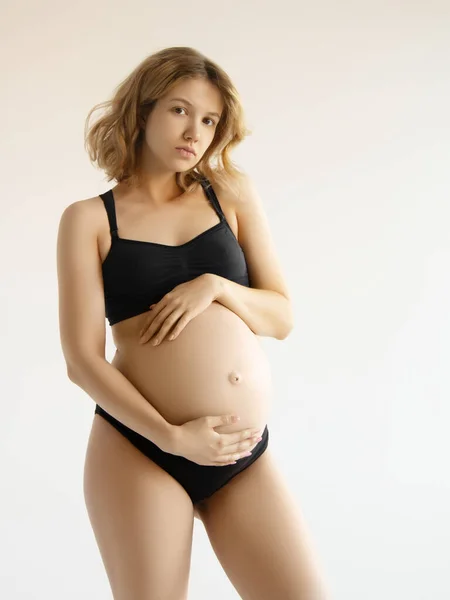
[141,306,173,343]
[142,302,163,328]
[214,449,254,464]
[140,327,157,344]
[218,430,261,448]
[151,297,169,315]
[209,415,243,428]
[219,428,264,446]
[138,320,150,339]
[140,320,160,343]
[220,435,263,455]
[167,312,193,340]
[152,310,184,345]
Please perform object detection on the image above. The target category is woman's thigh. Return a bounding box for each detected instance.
[83,414,195,600]
[196,450,329,600]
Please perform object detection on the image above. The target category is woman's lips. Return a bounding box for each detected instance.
[175,148,196,158]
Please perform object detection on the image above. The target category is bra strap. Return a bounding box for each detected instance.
[99,190,119,239]
[201,178,225,221]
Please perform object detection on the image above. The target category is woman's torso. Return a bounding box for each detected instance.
[96,178,273,432]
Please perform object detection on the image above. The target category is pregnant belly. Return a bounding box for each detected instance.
[110,302,273,432]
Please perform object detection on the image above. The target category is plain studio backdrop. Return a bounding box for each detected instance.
[1,1,449,599]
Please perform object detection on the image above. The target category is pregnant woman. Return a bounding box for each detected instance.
[57,47,327,600]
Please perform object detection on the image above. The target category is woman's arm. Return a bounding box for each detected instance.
[213,174,294,340]
[67,355,173,449]
[212,275,292,340]
[57,199,174,450]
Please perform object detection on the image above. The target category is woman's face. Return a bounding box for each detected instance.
[141,77,224,173]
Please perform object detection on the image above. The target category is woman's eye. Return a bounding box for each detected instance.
[173,107,215,126]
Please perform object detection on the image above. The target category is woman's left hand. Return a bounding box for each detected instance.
[139,273,220,345]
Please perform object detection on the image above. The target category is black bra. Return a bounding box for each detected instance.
[99,177,250,326]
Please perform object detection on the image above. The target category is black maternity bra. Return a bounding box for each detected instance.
[99,177,250,326]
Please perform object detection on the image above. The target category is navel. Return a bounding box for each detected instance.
[228,370,242,384]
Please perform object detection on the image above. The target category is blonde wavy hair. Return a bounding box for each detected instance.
[84,46,252,195]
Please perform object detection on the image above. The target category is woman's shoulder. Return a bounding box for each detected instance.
[60,192,108,218]
[208,169,251,207]
[58,193,108,239]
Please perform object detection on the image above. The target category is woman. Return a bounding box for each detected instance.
[57,47,327,600]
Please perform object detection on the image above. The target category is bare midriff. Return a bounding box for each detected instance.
[110,301,273,434]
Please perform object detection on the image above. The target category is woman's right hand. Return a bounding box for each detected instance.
[164,414,264,466]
